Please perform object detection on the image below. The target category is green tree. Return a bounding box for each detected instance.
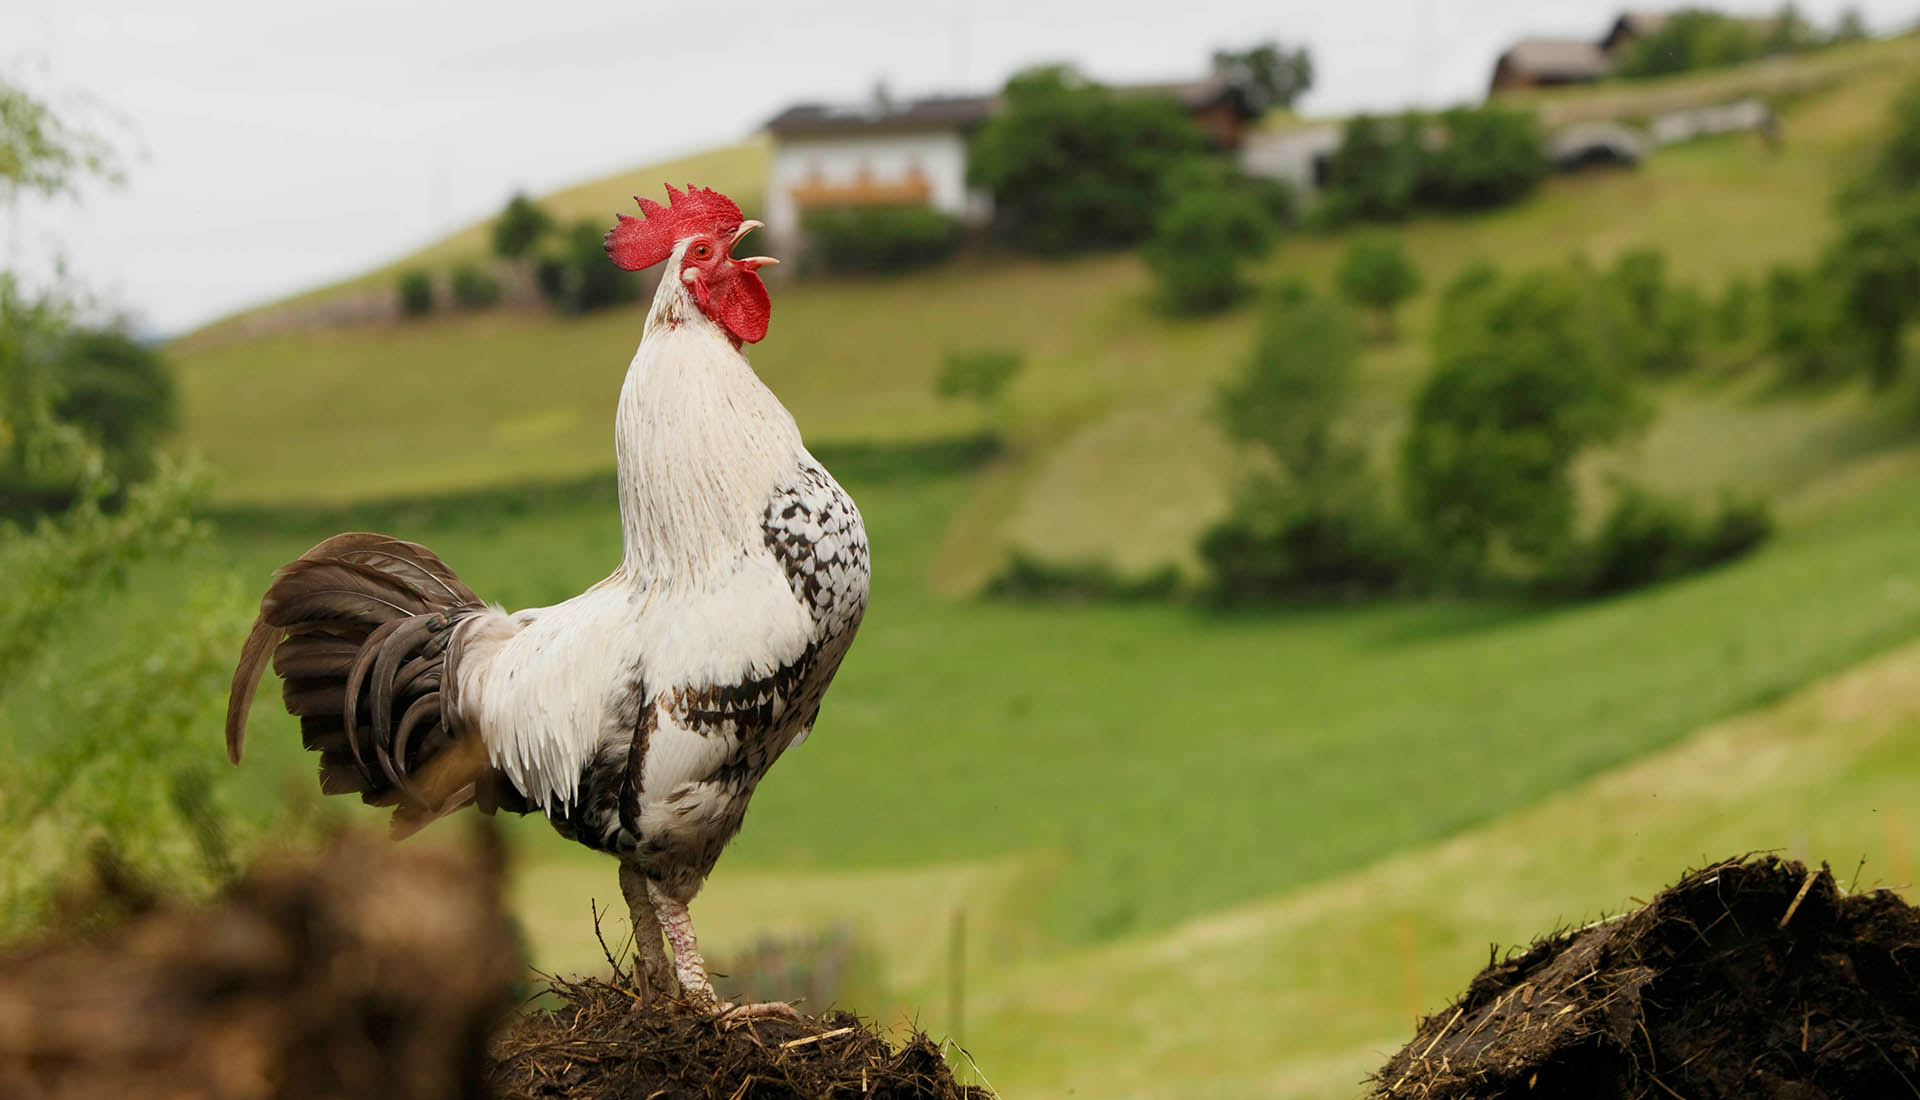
[396,268,434,317]
[1616,10,1766,78]
[1402,267,1644,577]
[1210,41,1313,113]
[1,78,120,201]
[1602,249,1706,375]
[1143,161,1277,314]
[1418,106,1545,210]
[536,218,640,314]
[1825,198,1920,386]
[1201,282,1411,601]
[968,66,1208,254]
[1321,112,1426,222]
[491,191,553,260]
[1336,233,1422,341]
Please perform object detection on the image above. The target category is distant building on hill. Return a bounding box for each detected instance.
[1488,38,1614,93]
[763,89,997,255]
[762,76,1261,253]
[1599,10,1671,56]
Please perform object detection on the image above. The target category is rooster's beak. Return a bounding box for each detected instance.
[729,220,779,271]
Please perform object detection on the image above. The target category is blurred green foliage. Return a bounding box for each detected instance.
[396,268,435,317]
[1317,106,1544,226]
[491,191,554,261]
[969,65,1208,254]
[935,347,1023,408]
[450,262,503,310]
[801,206,961,276]
[1144,161,1278,315]
[1336,233,1422,340]
[1403,266,1646,576]
[536,219,640,314]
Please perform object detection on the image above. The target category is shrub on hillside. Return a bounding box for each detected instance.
[1321,112,1426,223]
[491,192,553,261]
[536,219,639,314]
[801,206,960,275]
[935,347,1023,408]
[1203,280,1417,601]
[52,326,176,489]
[1616,10,1769,78]
[1546,487,1773,598]
[1336,233,1421,341]
[396,269,434,317]
[1824,195,1920,388]
[449,263,502,310]
[1602,249,1708,375]
[1403,266,1644,580]
[1200,496,1414,602]
[969,65,1208,253]
[1764,264,1859,385]
[1144,162,1278,315]
[983,552,1180,603]
[1418,105,1545,210]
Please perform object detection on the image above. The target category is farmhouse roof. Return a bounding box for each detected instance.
[1496,37,1613,82]
[765,94,997,137]
[1120,75,1258,118]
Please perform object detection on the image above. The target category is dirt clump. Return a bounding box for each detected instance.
[491,972,988,1100]
[0,828,520,1100]
[1372,855,1920,1099]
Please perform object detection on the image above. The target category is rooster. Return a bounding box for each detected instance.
[225,185,869,1020]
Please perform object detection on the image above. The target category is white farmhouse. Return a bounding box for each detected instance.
[762,92,997,254]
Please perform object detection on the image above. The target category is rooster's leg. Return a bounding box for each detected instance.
[648,880,800,1023]
[619,862,672,1001]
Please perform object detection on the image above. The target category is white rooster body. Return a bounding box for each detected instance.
[227,189,868,1013]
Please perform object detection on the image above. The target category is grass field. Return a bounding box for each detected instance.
[16,34,1920,1099]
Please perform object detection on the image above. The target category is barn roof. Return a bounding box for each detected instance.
[1496,37,1612,82]
[765,94,997,137]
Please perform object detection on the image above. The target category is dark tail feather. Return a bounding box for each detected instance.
[225,532,501,829]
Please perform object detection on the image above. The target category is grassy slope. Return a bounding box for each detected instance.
[168,41,1918,585]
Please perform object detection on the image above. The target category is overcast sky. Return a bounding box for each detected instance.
[7,0,1913,336]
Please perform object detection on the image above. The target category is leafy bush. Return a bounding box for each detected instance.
[449,263,502,309]
[1418,106,1545,210]
[536,219,640,314]
[1824,195,1920,388]
[1199,497,1413,603]
[984,551,1180,603]
[3,278,178,517]
[1336,233,1421,341]
[1602,249,1708,375]
[1204,281,1417,601]
[1616,10,1769,78]
[936,347,1023,407]
[801,206,960,275]
[1547,487,1773,598]
[1210,41,1313,113]
[1321,112,1426,222]
[1402,267,1644,578]
[1144,162,1277,314]
[969,65,1207,254]
[491,192,553,260]
[1764,264,1858,385]
[396,268,434,317]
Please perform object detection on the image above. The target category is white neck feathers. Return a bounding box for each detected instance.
[613,245,802,585]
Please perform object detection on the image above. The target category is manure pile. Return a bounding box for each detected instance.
[491,974,986,1100]
[0,830,984,1100]
[1373,856,1920,1100]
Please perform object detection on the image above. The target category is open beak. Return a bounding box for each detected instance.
[729,220,779,271]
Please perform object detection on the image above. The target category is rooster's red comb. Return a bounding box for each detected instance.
[603,184,745,271]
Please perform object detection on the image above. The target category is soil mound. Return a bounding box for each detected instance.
[1372,855,1920,1100]
[0,830,519,1100]
[491,972,988,1100]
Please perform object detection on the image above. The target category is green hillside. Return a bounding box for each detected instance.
[62,33,1920,1097]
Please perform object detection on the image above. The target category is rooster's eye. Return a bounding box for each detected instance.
[692,243,713,260]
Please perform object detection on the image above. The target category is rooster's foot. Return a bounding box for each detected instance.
[715,1000,803,1028]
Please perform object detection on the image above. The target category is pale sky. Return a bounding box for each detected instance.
[7,0,1913,336]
